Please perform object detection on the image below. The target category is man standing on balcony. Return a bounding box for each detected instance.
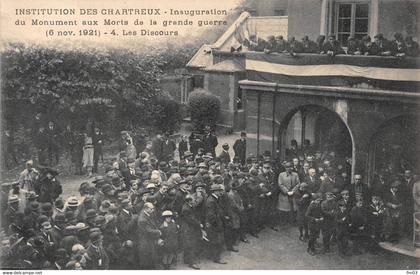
[321,35,344,56]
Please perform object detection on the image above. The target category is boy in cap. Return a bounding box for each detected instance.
[295,182,312,241]
[320,192,337,253]
[367,195,386,253]
[159,210,179,269]
[349,198,369,254]
[305,193,323,255]
[335,200,351,257]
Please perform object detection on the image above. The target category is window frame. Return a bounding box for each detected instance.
[334,1,370,46]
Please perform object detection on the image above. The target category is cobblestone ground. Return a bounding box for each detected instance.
[1,130,418,270]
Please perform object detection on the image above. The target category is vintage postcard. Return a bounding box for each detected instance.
[0,0,419,271]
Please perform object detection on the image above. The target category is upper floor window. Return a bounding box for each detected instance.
[335,2,369,46]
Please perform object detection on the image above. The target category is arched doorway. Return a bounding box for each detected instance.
[368,114,420,182]
[278,105,354,175]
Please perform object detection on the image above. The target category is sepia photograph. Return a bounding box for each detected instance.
[0,0,419,271]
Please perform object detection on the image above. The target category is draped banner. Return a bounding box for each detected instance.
[245,53,420,82]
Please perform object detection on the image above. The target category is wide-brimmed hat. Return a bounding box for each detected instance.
[66,197,80,208]
[162,210,173,217]
[27,192,39,200]
[8,195,19,204]
[210,184,224,192]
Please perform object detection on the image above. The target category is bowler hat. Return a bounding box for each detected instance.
[138,188,151,196]
[194,182,206,189]
[222,143,229,150]
[86,209,97,219]
[41,202,53,213]
[32,237,45,248]
[30,202,40,211]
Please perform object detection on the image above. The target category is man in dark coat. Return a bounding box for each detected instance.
[320,192,337,253]
[205,184,227,264]
[203,126,218,158]
[137,202,161,269]
[161,134,176,162]
[152,134,164,161]
[350,174,371,205]
[181,195,202,269]
[321,35,344,56]
[84,232,110,270]
[45,121,61,166]
[218,143,231,168]
[305,194,323,255]
[35,168,62,203]
[93,127,104,173]
[233,132,247,165]
[335,200,351,257]
[305,168,320,195]
[178,135,189,160]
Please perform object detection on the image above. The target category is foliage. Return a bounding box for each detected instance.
[0,43,185,135]
[152,94,182,134]
[187,88,221,131]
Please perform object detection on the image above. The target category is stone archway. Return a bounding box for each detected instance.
[368,114,420,183]
[278,104,355,176]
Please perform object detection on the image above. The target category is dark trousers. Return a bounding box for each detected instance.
[299,223,308,238]
[48,145,59,166]
[322,223,333,250]
[183,238,199,265]
[279,210,296,225]
[224,226,237,249]
[245,208,258,234]
[93,146,103,173]
[337,231,349,254]
[308,227,320,252]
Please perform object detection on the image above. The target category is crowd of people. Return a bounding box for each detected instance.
[1,126,420,270]
[237,32,419,57]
